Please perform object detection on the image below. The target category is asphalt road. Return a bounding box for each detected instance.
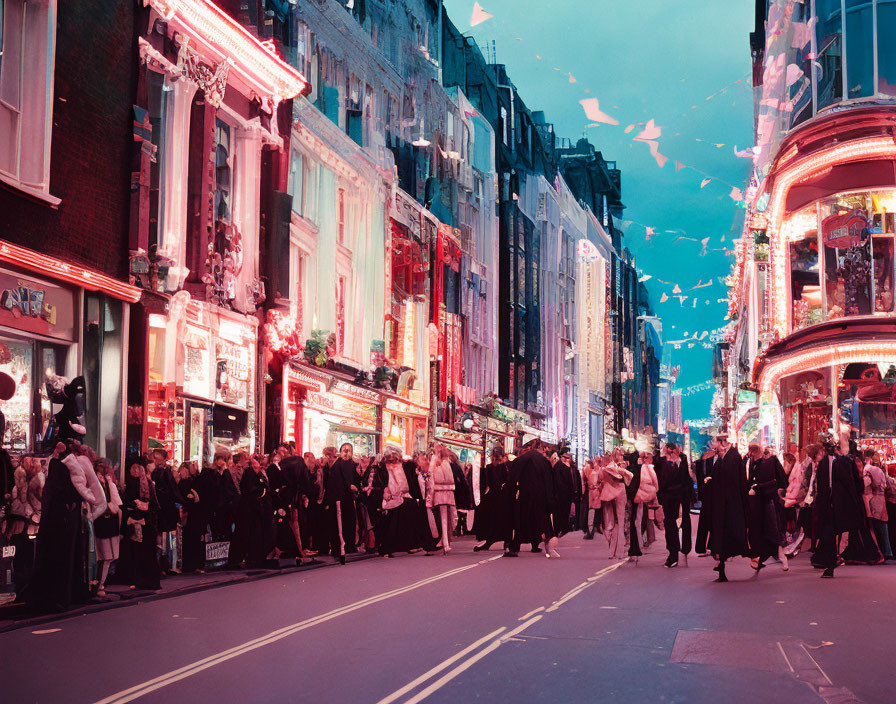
[1,532,891,704]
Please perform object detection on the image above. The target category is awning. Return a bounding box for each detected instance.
[0,239,142,303]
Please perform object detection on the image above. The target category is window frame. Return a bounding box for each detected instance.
[0,0,58,204]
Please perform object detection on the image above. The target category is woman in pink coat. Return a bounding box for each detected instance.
[429,445,456,554]
[599,456,631,559]
[583,460,602,540]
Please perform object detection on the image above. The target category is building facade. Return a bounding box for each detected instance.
[726,0,896,458]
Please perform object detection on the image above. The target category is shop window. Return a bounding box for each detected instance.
[878,1,896,96]
[82,293,123,461]
[790,236,822,330]
[872,236,894,312]
[337,188,346,244]
[0,336,67,452]
[289,150,304,216]
[845,0,874,99]
[147,70,171,253]
[214,117,233,222]
[336,275,346,354]
[0,0,56,194]
[821,197,873,318]
[815,0,844,111]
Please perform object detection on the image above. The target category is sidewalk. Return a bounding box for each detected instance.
[0,550,378,634]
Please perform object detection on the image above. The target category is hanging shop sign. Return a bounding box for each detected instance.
[305,391,378,429]
[822,209,867,249]
[0,270,75,341]
[215,337,251,409]
[183,325,211,399]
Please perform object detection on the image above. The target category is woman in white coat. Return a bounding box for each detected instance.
[93,459,123,597]
[634,452,659,553]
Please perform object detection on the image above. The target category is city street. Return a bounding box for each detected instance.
[1,534,889,704]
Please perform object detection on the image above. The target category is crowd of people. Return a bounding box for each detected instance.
[3,429,895,614]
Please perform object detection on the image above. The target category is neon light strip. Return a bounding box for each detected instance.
[759,340,896,391]
[0,239,142,303]
[146,0,308,100]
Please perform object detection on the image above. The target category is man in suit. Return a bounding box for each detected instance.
[657,443,692,568]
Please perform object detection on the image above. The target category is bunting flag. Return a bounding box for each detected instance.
[672,284,682,294]
[660,293,669,303]
[700,178,712,188]
[700,237,710,256]
[634,119,662,142]
[645,226,655,240]
[624,124,635,134]
[675,161,685,171]
[569,73,576,84]
[692,298,698,308]
[638,274,652,283]
[645,139,668,168]
[579,98,619,125]
[729,187,744,201]
[470,2,493,27]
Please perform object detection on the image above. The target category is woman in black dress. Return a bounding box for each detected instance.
[473,447,512,552]
[120,457,161,590]
[178,461,207,572]
[239,458,275,568]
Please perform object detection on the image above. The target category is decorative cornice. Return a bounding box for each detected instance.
[144,0,307,104]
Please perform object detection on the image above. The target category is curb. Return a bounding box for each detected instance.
[0,551,379,634]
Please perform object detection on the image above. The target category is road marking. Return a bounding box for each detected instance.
[518,606,545,621]
[401,617,543,704]
[799,643,833,685]
[94,556,503,704]
[375,627,507,704]
[383,558,627,703]
[776,642,794,673]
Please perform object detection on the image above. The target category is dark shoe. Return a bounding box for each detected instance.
[821,567,834,578]
[664,556,678,568]
[339,555,346,565]
[714,573,729,583]
[503,551,519,558]
[584,529,595,540]
[750,558,765,572]
[531,547,542,553]
[473,543,490,552]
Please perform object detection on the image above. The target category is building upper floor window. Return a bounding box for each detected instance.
[289,150,304,216]
[0,0,56,198]
[337,188,346,245]
[214,117,232,222]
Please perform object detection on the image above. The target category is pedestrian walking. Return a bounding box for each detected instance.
[238,457,275,568]
[657,443,692,568]
[598,455,631,560]
[705,435,748,583]
[505,440,553,557]
[863,450,893,560]
[326,443,361,564]
[473,446,513,552]
[633,452,659,553]
[745,445,789,573]
[582,459,602,540]
[430,445,457,554]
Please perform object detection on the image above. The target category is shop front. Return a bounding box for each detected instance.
[381,395,428,456]
[282,364,382,456]
[0,242,139,465]
[144,298,257,465]
[434,424,483,470]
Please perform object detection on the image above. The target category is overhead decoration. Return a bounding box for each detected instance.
[470,1,493,27]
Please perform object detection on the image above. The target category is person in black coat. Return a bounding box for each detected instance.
[267,453,299,558]
[549,453,575,544]
[326,443,361,563]
[694,451,715,555]
[657,443,692,568]
[119,457,161,591]
[150,449,183,573]
[706,435,748,582]
[25,443,84,612]
[239,458,275,568]
[744,446,788,572]
[178,461,207,573]
[473,447,513,552]
[624,450,643,557]
[507,441,554,557]
[838,446,883,565]
[812,437,879,576]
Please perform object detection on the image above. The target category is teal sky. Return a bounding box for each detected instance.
[443,0,755,422]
